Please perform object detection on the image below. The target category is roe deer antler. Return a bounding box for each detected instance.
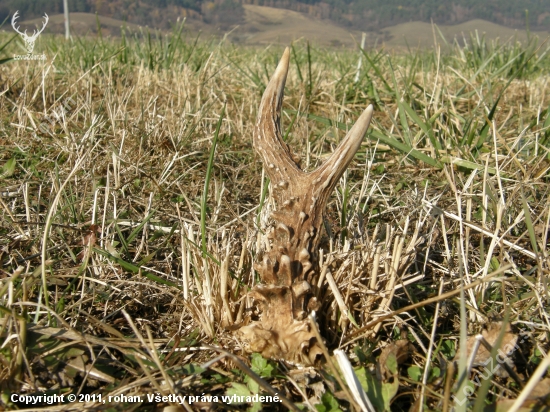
[238,48,374,365]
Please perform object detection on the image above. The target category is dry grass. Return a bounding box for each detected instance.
[0,28,549,411]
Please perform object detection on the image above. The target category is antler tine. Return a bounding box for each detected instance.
[316,105,373,180]
[310,104,373,211]
[254,47,304,186]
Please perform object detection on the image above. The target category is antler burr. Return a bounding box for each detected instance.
[238,47,374,365]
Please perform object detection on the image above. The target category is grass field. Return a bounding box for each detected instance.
[1,22,550,411]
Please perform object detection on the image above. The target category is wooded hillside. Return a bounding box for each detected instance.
[244,0,550,30]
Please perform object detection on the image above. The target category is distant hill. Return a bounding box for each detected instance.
[234,7,548,48]
[243,0,550,32]
[13,7,548,50]
[1,0,549,32]
[377,19,549,49]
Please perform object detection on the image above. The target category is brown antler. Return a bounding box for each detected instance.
[238,48,373,365]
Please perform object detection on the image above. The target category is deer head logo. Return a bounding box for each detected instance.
[11,11,49,55]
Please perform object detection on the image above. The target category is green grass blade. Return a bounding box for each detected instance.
[93,247,178,287]
[114,224,129,254]
[255,174,270,229]
[388,58,412,146]
[226,55,265,91]
[476,100,501,150]
[360,48,393,93]
[0,33,17,53]
[370,129,441,168]
[476,45,542,150]
[294,111,441,168]
[521,192,539,254]
[307,41,313,99]
[400,98,442,152]
[291,43,304,84]
[283,109,299,142]
[340,181,349,242]
[434,23,449,47]
[126,210,156,245]
[440,156,506,176]
[201,103,225,255]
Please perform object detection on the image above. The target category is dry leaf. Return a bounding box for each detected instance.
[456,321,518,378]
[528,377,550,399]
[378,339,414,380]
[486,397,550,412]
[78,224,98,261]
[66,355,115,383]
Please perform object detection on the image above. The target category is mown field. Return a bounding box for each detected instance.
[1,24,549,411]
